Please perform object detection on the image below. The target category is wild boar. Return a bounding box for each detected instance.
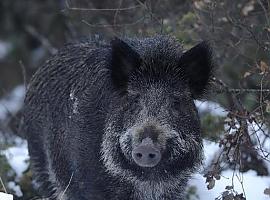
[23,35,213,200]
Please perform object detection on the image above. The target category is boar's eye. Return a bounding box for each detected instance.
[171,100,183,117]
[170,94,181,108]
[171,95,190,113]
[127,92,141,113]
[171,98,181,110]
[128,92,140,104]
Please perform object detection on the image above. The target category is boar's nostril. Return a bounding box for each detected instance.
[132,139,161,167]
[149,153,155,158]
[136,153,143,158]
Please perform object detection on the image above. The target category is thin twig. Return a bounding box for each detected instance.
[82,16,145,27]
[113,0,124,26]
[259,73,266,121]
[19,60,27,91]
[0,176,7,193]
[257,0,270,26]
[24,25,57,55]
[213,77,252,144]
[213,88,270,93]
[135,0,164,30]
[65,0,141,11]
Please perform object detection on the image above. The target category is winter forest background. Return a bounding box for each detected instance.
[0,0,270,199]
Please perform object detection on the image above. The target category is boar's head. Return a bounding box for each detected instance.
[101,36,213,183]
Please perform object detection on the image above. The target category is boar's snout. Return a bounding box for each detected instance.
[132,138,161,167]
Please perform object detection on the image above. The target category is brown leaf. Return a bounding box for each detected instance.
[207,179,215,190]
[266,101,270,113]
[223,193,234,200]
[242,1,255,16]
[243,71,251,78]
[260,61,269,73]
[224,117,233,123]
[214,173,221,180]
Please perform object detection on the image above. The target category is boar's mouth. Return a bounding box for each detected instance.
[120,155,201,182]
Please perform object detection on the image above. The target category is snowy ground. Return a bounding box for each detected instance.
[0,86,269,199]
[188,139,270,200]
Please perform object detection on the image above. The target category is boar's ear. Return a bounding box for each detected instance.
[110,37,141,89]
[179,41,213,99]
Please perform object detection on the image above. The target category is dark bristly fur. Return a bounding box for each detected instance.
[22,35,213,200]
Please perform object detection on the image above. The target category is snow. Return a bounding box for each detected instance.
[7,182,22,197]
[189,170,270,200]
[1,138,29,197]
[0,192,13,200]
[0,85,28,178]
[202,139,220,166]
[195,100,228,117]
[189,138,270,199]
[2,138,29,178]
[0,85,26,120]
[0,85,27,197]
[191,101,270,200]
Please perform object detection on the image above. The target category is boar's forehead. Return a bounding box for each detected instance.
[125,36,188,85]
[128,82,191,112]
[141,85,168,103]
[128,69,190,97]
[125,36,183,59]
[129,37,182,67]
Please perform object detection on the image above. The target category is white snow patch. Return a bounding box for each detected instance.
[195,100,228,117]
[2,138,29,178]
[0,85,26,120]
[189,139,270,200]
[0,41,11,59]
[203,139,220,166]
[1,136,28,197]
[0,192,13,200]
[189,170,270,200]
[7,182,22,197]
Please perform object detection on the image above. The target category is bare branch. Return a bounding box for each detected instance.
[65,0,141,11]
[113,0,124,26]
[82,16,145,27]
[0,176,7,193]
[24,25,57,55]
[19,60,27,90]
[214,88,270,93]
